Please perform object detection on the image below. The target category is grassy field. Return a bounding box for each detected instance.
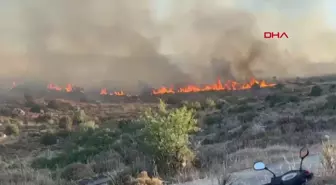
[0,77,336,185]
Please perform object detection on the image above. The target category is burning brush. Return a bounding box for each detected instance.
[10,78,275,96]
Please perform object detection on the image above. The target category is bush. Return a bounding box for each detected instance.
[205,98,216,109]
[309,85,322,96]
[237,111,258,122]
[265,94,299,107]
[4,124,19,136]
[47,100,73,111]
[61,163,94,181]
[190,101,202,110]
[204,113,223,125]
[40,132,58,145]
[133,171,163,185]
[24,93,36,107]
[30,104,43,113]
[141,99,199,172]
[321,138,336,176]
[59,116,73,131]
[73,109,88,124]
[228,104,253,113]
[35,114,52,123]
[329,84,336,92]
[79,121,97,131]
[325,95,336,109]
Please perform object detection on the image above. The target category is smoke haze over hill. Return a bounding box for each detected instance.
[0,0,336,91]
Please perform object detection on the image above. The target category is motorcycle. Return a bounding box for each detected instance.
[253,147,314,185]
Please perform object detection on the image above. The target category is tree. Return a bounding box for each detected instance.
[141,99,199,172]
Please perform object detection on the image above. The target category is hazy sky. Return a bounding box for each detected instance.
[0,0,335,53]
[153,0,336,28]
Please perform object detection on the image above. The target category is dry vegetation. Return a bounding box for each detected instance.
[1,77,336,185]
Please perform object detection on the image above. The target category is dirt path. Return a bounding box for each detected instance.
[173,143,326,185]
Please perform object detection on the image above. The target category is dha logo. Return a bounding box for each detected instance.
[264,32,289,39]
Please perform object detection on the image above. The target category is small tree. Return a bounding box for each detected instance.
[40,132,58,145]
[79,120,97,132]
[4,124,19,136]
[141,99,199,172]
[73,109,87,124]
[309,85,322,96]
[205,98,216,109]
[59,116,73,131]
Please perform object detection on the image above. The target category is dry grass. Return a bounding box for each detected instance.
[3,78,336,185]
[133,171,163,185]
[0,166,72,185]
[319,138,336,178]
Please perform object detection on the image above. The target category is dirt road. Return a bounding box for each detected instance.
[174,154,322,185]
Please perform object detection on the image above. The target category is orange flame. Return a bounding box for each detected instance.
[100,88,126,96]
[47,83,75,92]
[65,84,73,92]
[35,78,276,96]
[47,83,62,91]
[152,78,275,95]
[11,81,16,89]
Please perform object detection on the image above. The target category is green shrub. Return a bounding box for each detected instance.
[79,121,97,131]
[141,99,199,172]
[4,124,19,136]
[73,109,88,124]
[190,101,202,110]
[32,128,121,170]
[47,100,73,111]
[40,132,58,145]
[238,111,258,122]
[265,93,299,107]
[309,85,322,96]
[288,95,300,103]
[204,114,222,125]
[59,116,73,131]
[165,95,182,105]
[35,114,52,123]
[181,100,189,107]
[205,98,216,109]
[30,104,42,113]
[60,163,94,181]
[324,95,336,109]
[228,104,253,113]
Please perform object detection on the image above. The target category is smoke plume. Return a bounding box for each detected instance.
[0,0,336,91]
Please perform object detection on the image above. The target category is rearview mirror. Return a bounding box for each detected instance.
[253,161,266,171]
[300,147,309,159]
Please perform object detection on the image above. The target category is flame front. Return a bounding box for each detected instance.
[12,78,275,96]
[100,88,125,96]
[151,78,275,95]
[47,83,74,92]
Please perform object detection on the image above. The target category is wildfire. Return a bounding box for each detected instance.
[11,78,276,96]
[12,81,16,89]
[151,78,275,95]
[47,83,64,91]
[47,83,83,93]
[100,88,126,96]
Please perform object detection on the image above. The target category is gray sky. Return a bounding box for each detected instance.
[0,0,336,53]
[153,0,336,28]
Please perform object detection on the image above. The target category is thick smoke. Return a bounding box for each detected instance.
[1,0,336,91]
[161,0,336,81]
